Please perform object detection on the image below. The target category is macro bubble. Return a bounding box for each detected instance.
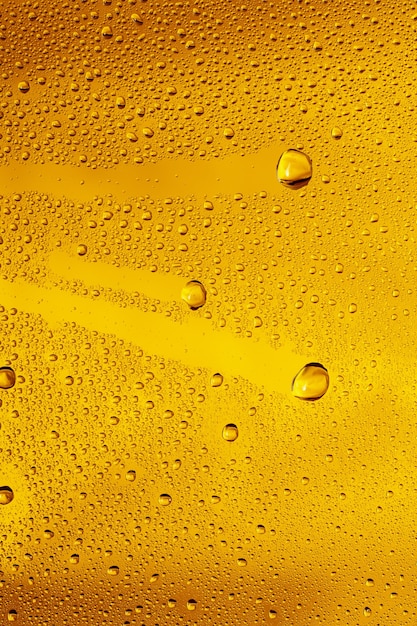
[181,280,207,310]
[291,363,329,401]
[0,367,16,389]
[0,486,14,505]
[222,424,239,442]
[277,149,312,189]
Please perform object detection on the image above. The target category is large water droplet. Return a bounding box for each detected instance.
[0,367,16,389]
[277,149,312,189]
[222,423,239,442]
[181,280,206,310]
[291,363,329,401]
[210,373,223,387]
[0,486,14,505]
[158,493,172,506]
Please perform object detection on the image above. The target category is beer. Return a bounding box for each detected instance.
[0,0,414,623]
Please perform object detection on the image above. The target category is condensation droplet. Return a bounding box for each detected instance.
[18,81,30,93]
[181,280,206,310]
[0,486,14,505]
[331,126,343,139]
[77,244,88,256]
[158,493,172,506]
[277,149,312,189]
[107,565,119,576]
[223,127,235,138]
[222,423,238,442]
[0,367,16,389]
[7,610,17,622]
[363,607,372,617]
[210,373,223,387]
[187,599,197,611]
[292,363,329,401]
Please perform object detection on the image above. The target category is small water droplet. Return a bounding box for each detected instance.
[277,149,312,189]
[363,607,372,617]
[77,244,88,256]
[223,127,235,138]
[0,367,15,389]
[70,554,80,564]
[126,470,136,482]
[222,423,239,442]
[7,610,17,622]
[331,126,343,139]
[187,599,197,611]
[292,363,329,401]
[237,558,247,567]
[181,280,206,310]
[158,493,172,506]
[107,565,119,576]
[0,486,14,505]
[18,81,30,93]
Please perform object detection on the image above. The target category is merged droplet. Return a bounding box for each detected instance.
[222,423,239,442]
[277,149,312,189]
[181,280,207,310]
[0,367,16,389]
[291,363,329,401]
[0,486,14,505]
[158,493,172,506]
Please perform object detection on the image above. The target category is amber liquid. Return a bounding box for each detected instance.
[0,0,415,623]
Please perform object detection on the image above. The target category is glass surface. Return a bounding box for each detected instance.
[0,0,414,623]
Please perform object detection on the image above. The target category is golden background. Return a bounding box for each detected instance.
[0,0,416,623]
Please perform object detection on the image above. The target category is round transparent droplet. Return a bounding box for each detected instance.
[0,367,15,389]
[222,423,238,442]
[277,149,312,189]
[291,362,329,401]
[181,280,206,310]
[0,486,14,505]
[158,493,172,506]
[210,373,223,387]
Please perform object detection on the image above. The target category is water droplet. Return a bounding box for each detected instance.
[210,373,223,387]
[366,579,375,587]
[187,599,197,611]
[223,127,235,139]
[237,558,247,567]
[158,493,172,506]
[349,303,358,313]
[77,244,88,256]
[291,363,329,401]
[7,610,17,622]
[0,486,14,505]
[363,607,372,617]
[222,423,239,442]
[269,610,277,619]
[172,459,181,470]
[181,280,206,310]
[331,126,343,139]
[18,81,30,93]
[107,565,119,576]
[256,525,266,534]
[277,149,312,189]
[142,127,154,138]
[70,554,80,564]
[101,25,113,37]
[0,367,15,389]
[125,470,136,482]
[168,599,176,608]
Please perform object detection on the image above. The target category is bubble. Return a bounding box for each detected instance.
[158,493,172,506]
[181,280,207,310]
[70,554,80,564]
[363,607,372,617]
[125,470,136,482]
[269,610,277,619]
[0,367,16,389]
[222,423,238,442]
[366,579,374,587]
[18,81,30,93]
[291,363,329,401]
[77,244,88,256]
[7,610,17,622]
[203,200,214,211]
[0,486,14,505]
[277,149,312,189]
[107,565,119,576]
[187,599,197,611]
[101,26,113,37]
[237,558,247,567]
[210,373,223,387]
[331,126,343,139]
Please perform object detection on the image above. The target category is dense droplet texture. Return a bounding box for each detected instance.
[0,0,415,622]
[222,424,239,442]
[277,149,313,189]
[0,367,16,389]
[181,280,207,310]
[0,486,14,505]
[292,363,330,401]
